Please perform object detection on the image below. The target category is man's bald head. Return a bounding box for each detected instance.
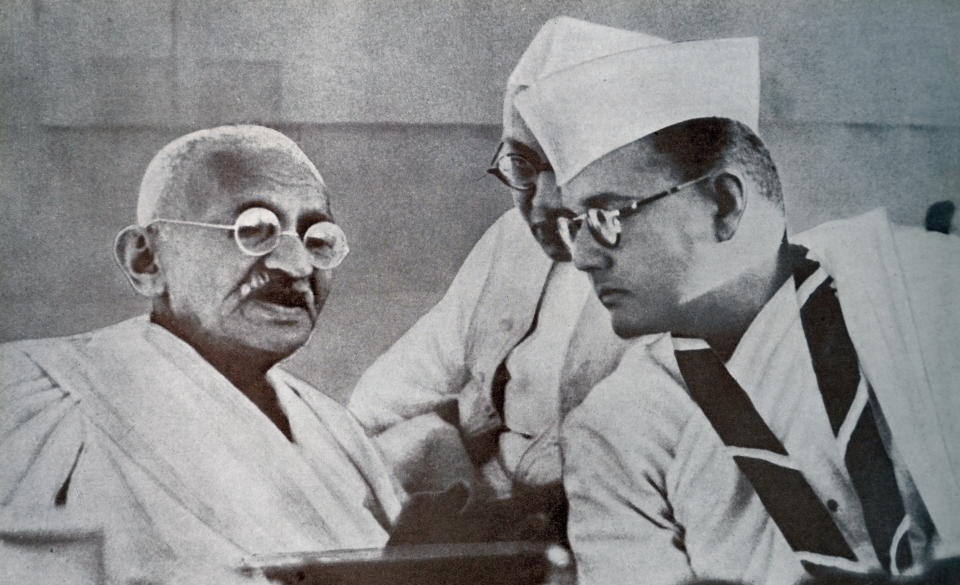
[117,124,337,367]
[137,125,325,226]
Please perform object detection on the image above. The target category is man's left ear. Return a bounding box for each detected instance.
[114,225,166,298]
[709,170,747,242]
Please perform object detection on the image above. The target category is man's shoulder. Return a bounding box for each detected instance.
[796,208,960,301]
[488,207,529,234]
[1,330,91,375]
[796,207,957,259]
[565,334,695,441]
[0,336,82,443]
[445,208,552,313]
[476,208,544,261]
[1,316,154,395]
[562,335,696,482]
[1,338,56,390]
[1,317,150,360]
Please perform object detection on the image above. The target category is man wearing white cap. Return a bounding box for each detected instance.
[347,17,651,538]
[510,20,959,585]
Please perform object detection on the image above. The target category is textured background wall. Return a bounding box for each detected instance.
[2,0,958,400]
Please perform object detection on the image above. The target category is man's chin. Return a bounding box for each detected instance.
[242,334,310,362]
[610,312,660,340]
[232,320,314,360]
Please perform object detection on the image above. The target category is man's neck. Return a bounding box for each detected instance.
[149,313,293,440]
[200,348,294,441]
[678,241,799,361]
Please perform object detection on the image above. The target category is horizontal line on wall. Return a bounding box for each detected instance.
[29,121,499,131]
[16,119,960,133]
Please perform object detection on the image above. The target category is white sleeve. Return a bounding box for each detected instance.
[562,369,694,585]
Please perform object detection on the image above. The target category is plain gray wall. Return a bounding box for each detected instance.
[2,1,958,401]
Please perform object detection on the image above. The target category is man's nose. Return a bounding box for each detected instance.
[571,226,610,273]
[528,171,559,221]
[263,233,313,278]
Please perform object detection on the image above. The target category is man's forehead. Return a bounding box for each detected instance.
[175,149,329,218]
[164,178,329,228]
[562,137,669,208]
[500,105,544,154]
[205,179,329,218]
[208,148,320,190]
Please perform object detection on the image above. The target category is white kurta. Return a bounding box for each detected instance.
[0,317,400,584]
[563,209,960,585]
[500,262,593,476]
[349,209,629,497]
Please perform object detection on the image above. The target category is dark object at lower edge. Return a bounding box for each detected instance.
[244,541,558,585]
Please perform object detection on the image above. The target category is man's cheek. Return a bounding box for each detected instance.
[313,279,331,311]
[512,192,533,217]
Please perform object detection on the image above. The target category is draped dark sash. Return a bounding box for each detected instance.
[674,246,912,576]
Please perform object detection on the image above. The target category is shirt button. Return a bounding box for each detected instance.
[827,499,839,512]
[499,318,514,331]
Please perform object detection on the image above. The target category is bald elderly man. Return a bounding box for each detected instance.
[0,126,400,583]
[348,17,631,537]
[498,19,960,585]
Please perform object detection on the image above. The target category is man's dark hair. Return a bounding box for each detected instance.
[650,118,783,207]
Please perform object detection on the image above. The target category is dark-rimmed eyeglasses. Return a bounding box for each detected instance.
[486,142,553,192]
[557,172,719,251]
[144,206,349,269]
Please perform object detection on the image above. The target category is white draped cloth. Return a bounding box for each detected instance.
[0,316,400,584]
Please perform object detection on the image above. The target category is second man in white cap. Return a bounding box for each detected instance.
[347,17,656,540]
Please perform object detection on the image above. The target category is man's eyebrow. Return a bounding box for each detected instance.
[236,199,279,217]
[298,211,333,232]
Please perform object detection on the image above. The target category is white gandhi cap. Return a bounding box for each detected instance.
[508,17,759,186]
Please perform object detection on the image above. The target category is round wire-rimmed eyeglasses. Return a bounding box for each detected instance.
[144,206,349,270]
[486,142,553,192]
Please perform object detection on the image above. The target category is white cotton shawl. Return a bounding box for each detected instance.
[795,209,960,556]
[0,317,400,583]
